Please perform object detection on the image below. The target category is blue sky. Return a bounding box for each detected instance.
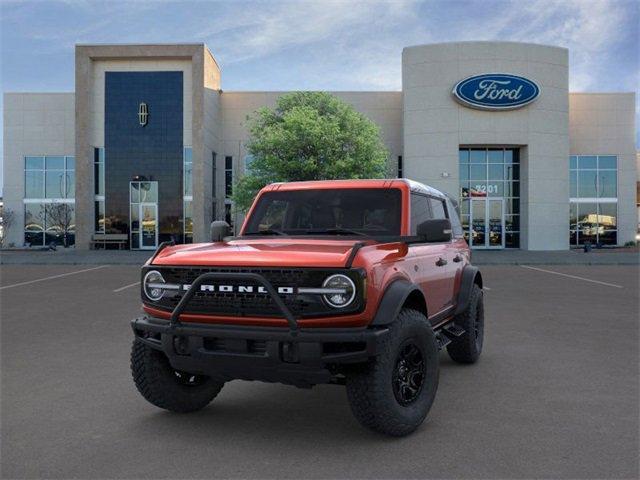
[1,0,638,190]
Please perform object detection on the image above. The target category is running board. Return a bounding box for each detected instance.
[442,323,465,338]
[435,332,451,350]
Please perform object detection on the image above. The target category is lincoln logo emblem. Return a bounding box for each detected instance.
[138,102,148,126]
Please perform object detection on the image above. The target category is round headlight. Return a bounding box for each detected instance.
[322,274,356,308]
[143,270,165,302]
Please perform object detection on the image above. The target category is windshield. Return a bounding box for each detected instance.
[243,188,402,236]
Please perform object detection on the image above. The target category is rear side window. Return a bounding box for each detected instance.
[410,194,432,234]
[429,198,447,220]
[445,198,464,237]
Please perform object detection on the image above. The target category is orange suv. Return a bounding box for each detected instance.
[131,179,484,436]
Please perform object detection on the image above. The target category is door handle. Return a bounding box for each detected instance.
[453,254,463,263]
[435,257,448,267]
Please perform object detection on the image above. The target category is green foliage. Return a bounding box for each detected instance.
[232,92,389,211]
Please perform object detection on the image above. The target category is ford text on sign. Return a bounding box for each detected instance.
[452,74,540,110]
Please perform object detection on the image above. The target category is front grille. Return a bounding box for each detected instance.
[144,267,364,318]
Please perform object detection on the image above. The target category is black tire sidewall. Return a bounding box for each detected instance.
[383,314,439,425]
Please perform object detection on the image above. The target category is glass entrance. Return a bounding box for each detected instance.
[130,181,158,250]
[469,198,505,249]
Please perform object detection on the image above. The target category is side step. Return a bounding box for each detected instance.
[436,323,466,350]
[442,323,465,338]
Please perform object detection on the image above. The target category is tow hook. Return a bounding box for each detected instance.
[281,342,299,363]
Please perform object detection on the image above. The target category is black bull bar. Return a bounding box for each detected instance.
[169,271,299,335]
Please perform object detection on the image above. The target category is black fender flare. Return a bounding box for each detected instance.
[454,266,483,316]
[370,279,426,326]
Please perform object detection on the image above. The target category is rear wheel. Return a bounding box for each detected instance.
[346,308,439,436]
[131,340,224,413]
[447,283,484,364]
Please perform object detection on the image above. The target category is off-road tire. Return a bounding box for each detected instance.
[345,308,439,436]
[131,340,224,413]
[447,283,484,364]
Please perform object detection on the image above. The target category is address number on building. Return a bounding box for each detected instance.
[473,184,499,194]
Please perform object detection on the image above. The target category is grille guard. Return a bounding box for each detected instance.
[169,272,299,335]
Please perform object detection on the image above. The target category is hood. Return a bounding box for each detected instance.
[151,238,371,268]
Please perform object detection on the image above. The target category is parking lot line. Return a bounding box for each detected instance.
[520,265,624,288]
[0,265,109,290]
[113,281,140,293]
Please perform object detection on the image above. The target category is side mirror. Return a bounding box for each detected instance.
[210,220,231,242]
[417,219,452,243]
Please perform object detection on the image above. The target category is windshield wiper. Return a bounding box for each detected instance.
[305,228,367,236]
[244,229,286,236]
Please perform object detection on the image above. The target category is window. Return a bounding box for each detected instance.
[184,200,193,244]
[181,147,194,243]
[24,155,75,246]
[244,189,402,236]
[397,155,403,178]
[430,198,446,220]
[445,198,464,238]
[25,155,74,200]
[211,151,217,199]
[225,156,233,197]
[570,155,618,246]
[211,152,217,222]
[183,147,193,197]
[410,194,432,234]
[94,148,105,232]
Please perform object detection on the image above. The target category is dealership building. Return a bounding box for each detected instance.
[2,41,637,250]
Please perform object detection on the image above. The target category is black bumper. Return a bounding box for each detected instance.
[131,316,389,387]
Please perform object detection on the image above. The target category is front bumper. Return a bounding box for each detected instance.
[131,316,389,387]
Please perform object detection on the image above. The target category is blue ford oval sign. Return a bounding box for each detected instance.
[452,73,540,110]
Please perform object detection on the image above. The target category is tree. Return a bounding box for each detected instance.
[233,92,389,211]
[0,208,15,248]
[43,203,75,248]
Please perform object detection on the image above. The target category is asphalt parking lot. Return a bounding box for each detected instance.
[1,264,638,479]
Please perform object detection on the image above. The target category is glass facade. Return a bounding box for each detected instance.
[225,156,233,197]
[459,148,520,248]
[130,181,158,249]
[94,147,105,232]
[224,155,234,229]
[569,155,618,246]
[104,71,183,245]
[24,155,75,246]
[183,147,193,244]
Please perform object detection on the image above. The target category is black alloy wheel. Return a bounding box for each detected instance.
[392,341,426,406]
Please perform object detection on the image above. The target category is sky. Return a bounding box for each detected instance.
[1,0,638,192]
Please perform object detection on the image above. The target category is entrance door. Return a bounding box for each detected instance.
[130,181,158,250]
[470,198,505,249]
[139,203,158,249]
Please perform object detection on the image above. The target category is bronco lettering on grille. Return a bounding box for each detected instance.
[183,284,295,295]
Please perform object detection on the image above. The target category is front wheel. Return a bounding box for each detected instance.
[345,309,439,436]
[131,340,224,413]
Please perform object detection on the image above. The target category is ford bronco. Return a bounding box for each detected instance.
[131,179,484,436]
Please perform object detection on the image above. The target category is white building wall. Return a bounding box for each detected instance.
[402,41,570,250]
[2,93,75,246]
